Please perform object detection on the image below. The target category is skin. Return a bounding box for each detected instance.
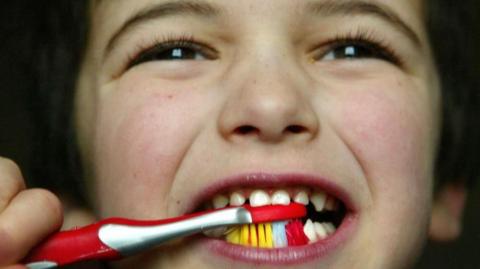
[0,0,466,268]
[75,0,440,268]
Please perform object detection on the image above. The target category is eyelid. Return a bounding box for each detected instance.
[311,30,404,67]
[125,34,219,70]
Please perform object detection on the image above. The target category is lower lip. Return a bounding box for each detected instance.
[201,212,358,265]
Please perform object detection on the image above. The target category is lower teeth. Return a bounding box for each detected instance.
[222,219,337,248]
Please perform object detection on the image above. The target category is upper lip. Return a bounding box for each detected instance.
[184,172,357,214]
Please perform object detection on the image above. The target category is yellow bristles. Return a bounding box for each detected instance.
[258,223,266,247]
[226,223,274,248]
[265,223,273,248]
[226,227,240,244]
[241,224,249,245]
[249,224,258,247]
[257,223,274,248]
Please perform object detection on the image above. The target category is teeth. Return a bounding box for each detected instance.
[212,194,229,209]
[213,187,343,248]
[310,191,327,211]
[303,219,318,243]
[293,190,309,205]
[271,190,290,205]
[203,227,228,238]
[230,191,246,206]
[325,196,338,211]
[323,222,336,235]
[314,222,328,240]
[249,190,271,207]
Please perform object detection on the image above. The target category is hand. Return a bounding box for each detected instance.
[0,157,62,268]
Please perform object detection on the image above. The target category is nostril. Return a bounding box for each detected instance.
[285,125,308,134]
[234,125,259,135]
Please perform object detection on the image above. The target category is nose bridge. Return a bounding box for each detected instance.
[246,32,293,81]
[238,59,304,124]
[218,37,319,143]
[238,29,307,110]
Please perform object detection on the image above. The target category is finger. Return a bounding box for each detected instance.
[1,265,27,269]
[0,189,63,265]
[0,158,26,212]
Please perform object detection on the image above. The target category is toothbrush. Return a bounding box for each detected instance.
[24,203,306,269]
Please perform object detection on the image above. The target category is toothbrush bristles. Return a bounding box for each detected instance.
[225,219,308,248]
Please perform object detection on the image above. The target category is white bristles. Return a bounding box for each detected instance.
[272,221,288,248]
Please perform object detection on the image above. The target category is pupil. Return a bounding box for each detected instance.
[335,45,371,59]
[172,48,183,58]
[163,48,195,60]
[344,46,356,57]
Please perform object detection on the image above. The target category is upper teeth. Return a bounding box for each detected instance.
[249,190,271,207]
[271,190,290,205]
[213,194,229,209]
[210,188,339,213]
[325,196,338,211]
[293,190,309,205]
[310,191,327,211]
[230,191,246,206]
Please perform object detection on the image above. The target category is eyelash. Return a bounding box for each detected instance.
[125,34,217,69]
[319,30,403,66]
[124,30,403,71]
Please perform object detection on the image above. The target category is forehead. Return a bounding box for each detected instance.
[91,0,425,29]
[88,0,427,63]
[93,0,423,12]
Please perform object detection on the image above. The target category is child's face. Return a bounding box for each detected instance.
[76,0,440,268]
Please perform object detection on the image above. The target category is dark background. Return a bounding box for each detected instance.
[0,1,478,268]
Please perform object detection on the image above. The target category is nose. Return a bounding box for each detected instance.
[218,61,319,144]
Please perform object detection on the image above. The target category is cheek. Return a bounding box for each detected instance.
[338,81,434,196]
[335,77,436,208]
[335,77,436,263]
[91,77,204,217]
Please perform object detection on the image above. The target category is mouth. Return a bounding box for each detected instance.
[188,173,358,265]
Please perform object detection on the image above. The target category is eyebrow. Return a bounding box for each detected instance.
[305,0,422,47]
[104,0,221,57]
[104,0,422,60]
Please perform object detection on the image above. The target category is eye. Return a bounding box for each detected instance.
[314,35,401,65]
[128,38,218,68]
[323,44,385,60]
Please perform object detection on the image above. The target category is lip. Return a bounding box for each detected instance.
[186,173,359,265]
[186,172,358,214]
[202,212,357,265]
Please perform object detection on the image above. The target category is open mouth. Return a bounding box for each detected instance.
[188,173,357,265]
[200,188,346,247]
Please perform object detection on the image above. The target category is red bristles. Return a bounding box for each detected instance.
[285,220,308,246]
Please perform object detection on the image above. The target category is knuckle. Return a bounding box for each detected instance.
[0,158,22,179]
[0,160,26,211]
[0,158,25,190]
[26,189,63,220]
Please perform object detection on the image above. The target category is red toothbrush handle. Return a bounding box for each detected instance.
[24,222,121,267]
[23,211,229,267]
[246,203,307,223]
[23,204,307,267]
[23,213,211,267]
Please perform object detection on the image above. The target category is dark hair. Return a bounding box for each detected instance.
[10,0,479,202]
[426,0,480,189]
[4,0,89,204]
